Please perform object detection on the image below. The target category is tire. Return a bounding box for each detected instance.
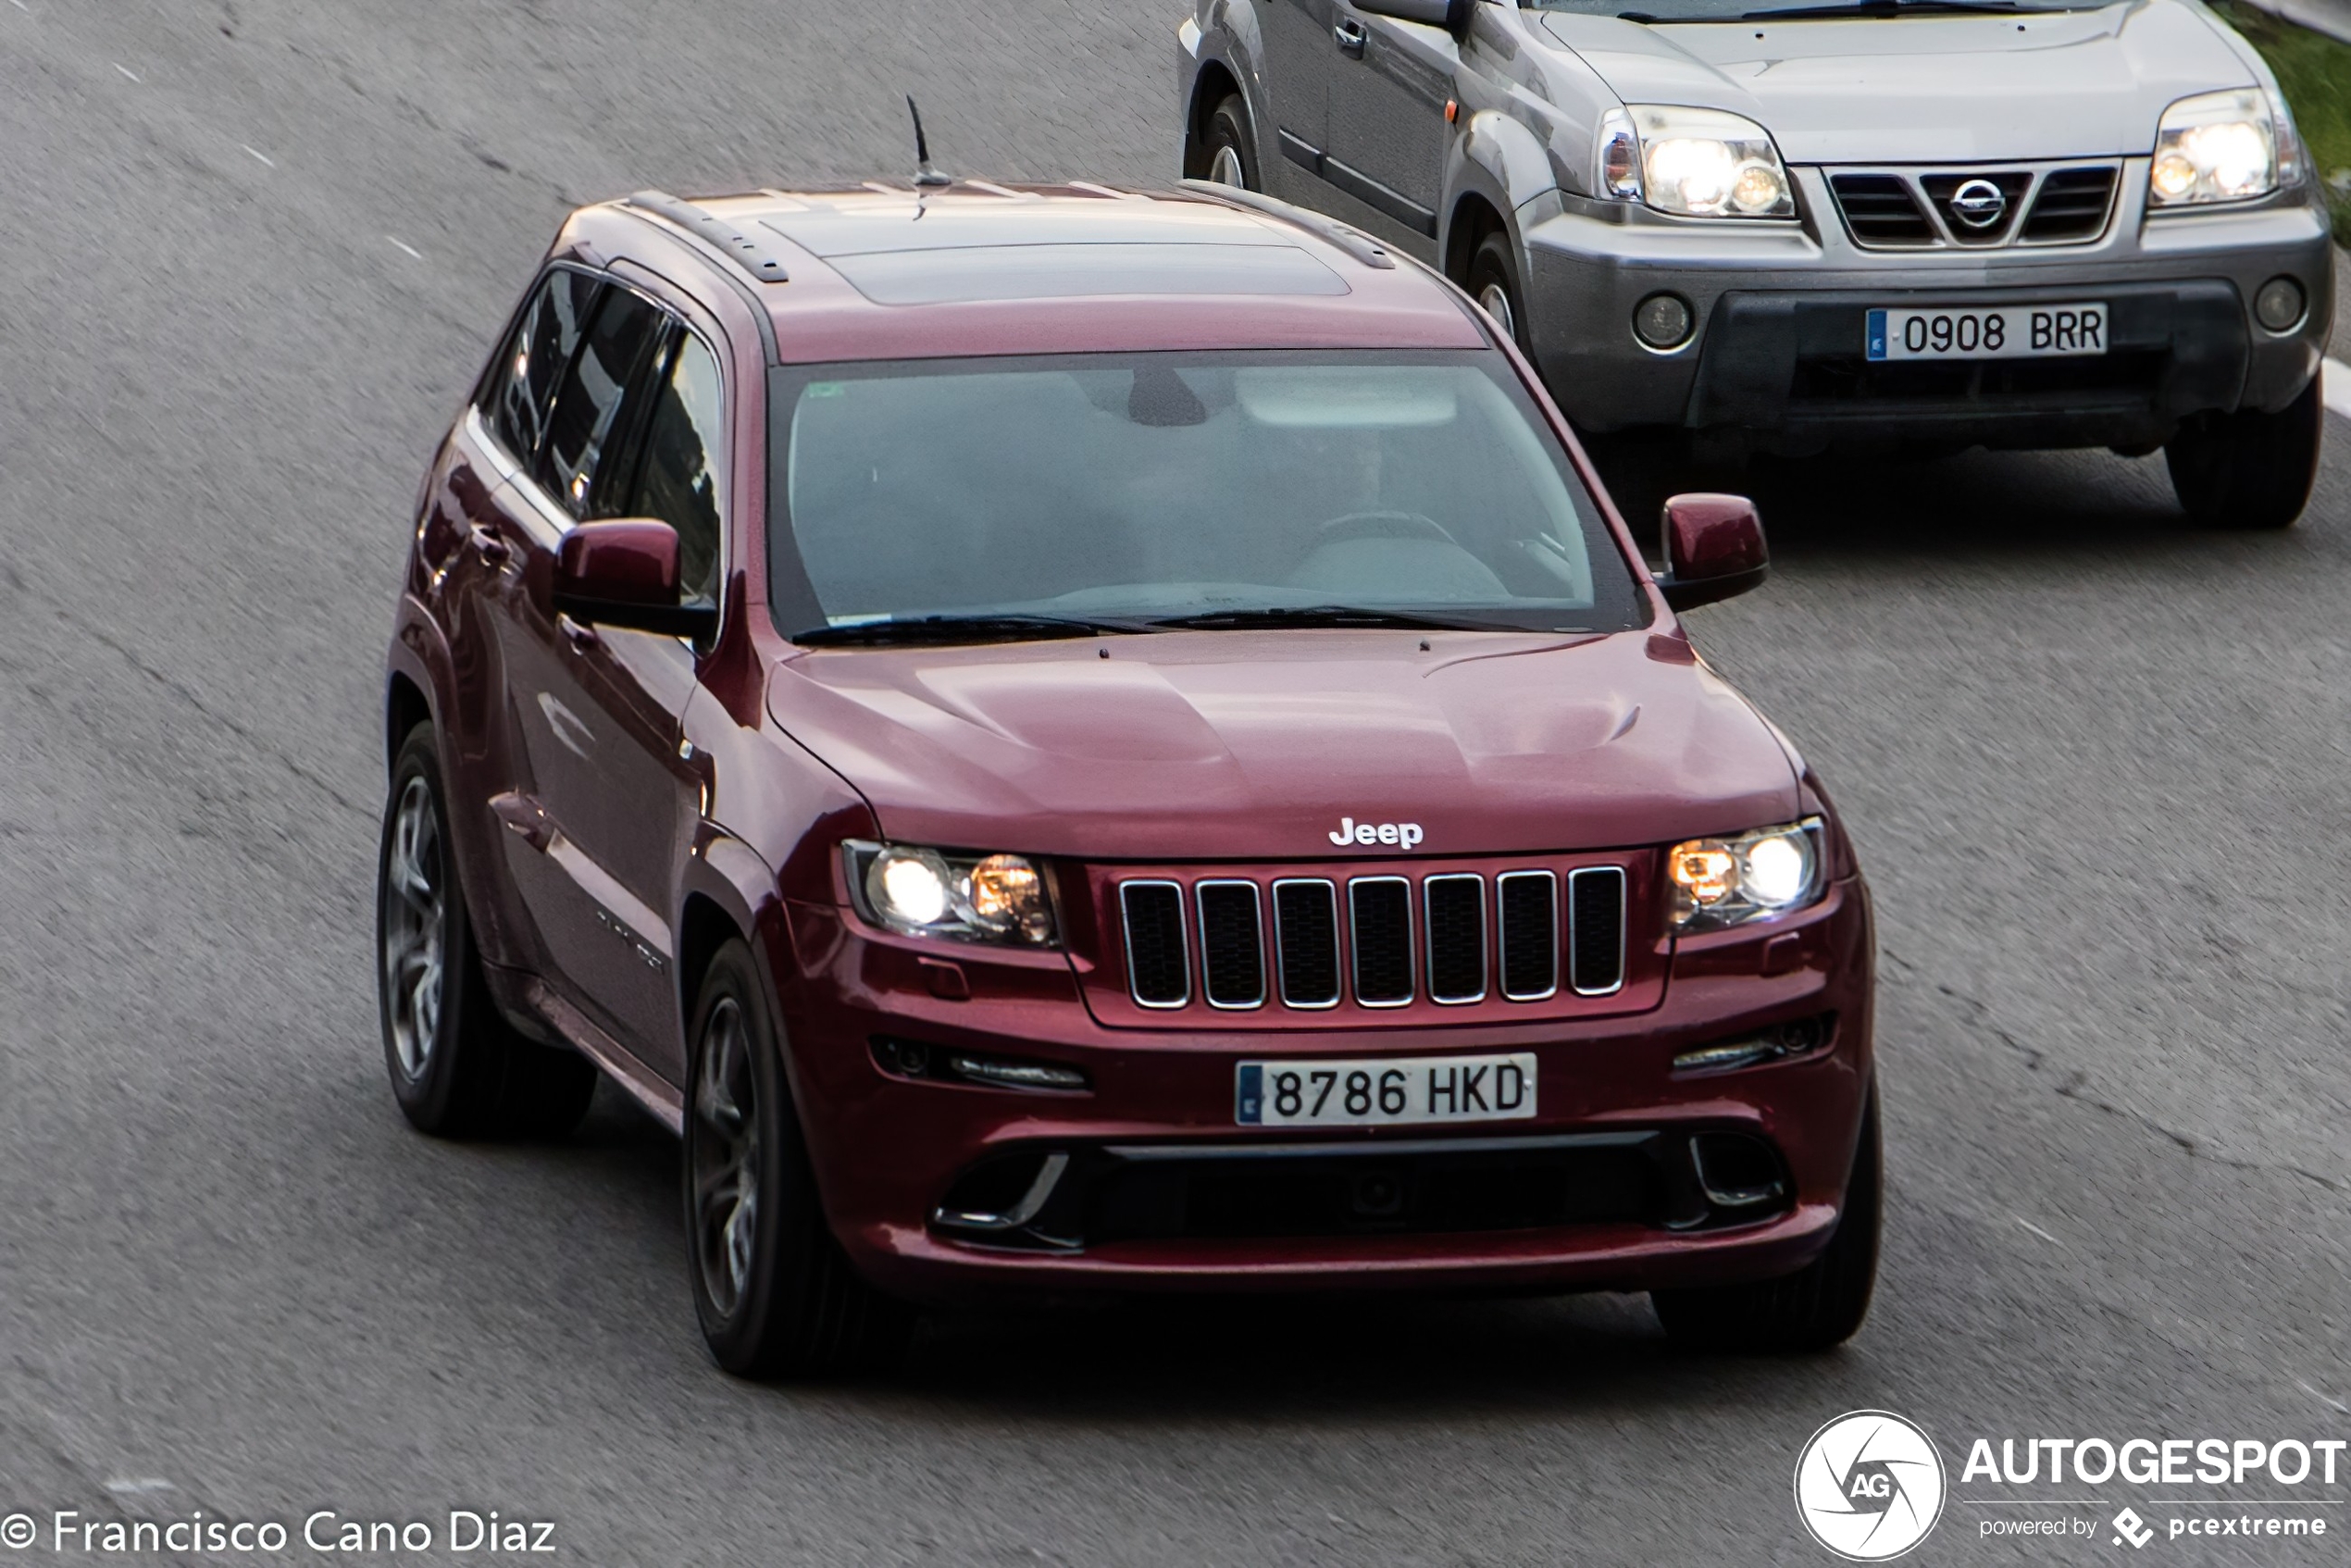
[1194,93,1258,191]
[1652,1083,1882,1353]
[377,723,597,1139]
[2164,375,2323,529]
[1466,230,1533,355]
[684,939,914,1379]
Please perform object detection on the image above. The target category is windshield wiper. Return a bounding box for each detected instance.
[1143,604,1497,633]
[1746,0,2021,16]
[791,612,1151,647]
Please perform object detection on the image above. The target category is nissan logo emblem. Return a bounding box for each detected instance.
[1948,178,2009,230]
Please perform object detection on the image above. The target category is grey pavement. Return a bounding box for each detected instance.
[0,4,2345,1565]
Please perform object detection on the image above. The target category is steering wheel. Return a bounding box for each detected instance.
[1310,510,1462,548]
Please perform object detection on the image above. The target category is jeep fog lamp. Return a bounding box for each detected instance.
[2151,89,2294,206]
[1669,819,1824,931]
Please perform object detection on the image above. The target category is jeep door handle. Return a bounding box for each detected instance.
[556,612,600,652]
[466,523,510,565]
[1333,17,1367,56]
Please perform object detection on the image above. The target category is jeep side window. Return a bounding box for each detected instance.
[484,268,601,467]
[536,285,663,518]
[611,330,726,609]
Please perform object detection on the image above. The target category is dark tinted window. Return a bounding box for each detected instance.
[485,268,599,465]
[538,286,662,517]
[768,351,1644,636]
[618,331,726,607]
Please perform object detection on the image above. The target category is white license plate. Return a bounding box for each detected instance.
[1866,303,2108,361]
[1236,1052,1536,1127]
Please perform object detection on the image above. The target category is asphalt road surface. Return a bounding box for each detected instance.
[2,4,2347,1564]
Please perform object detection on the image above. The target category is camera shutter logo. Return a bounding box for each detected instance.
[1794,1410,1947,1560]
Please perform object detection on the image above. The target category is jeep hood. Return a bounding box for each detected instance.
[1537,0,2257,163]
[765,629,1799,861]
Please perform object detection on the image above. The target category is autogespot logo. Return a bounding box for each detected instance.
[1795,1411,1948,1561]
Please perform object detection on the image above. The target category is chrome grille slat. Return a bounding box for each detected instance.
[1496,870,1559,1002]
[1195,879,1266,1010]
[1423,873,1486,1004]
[1348,877,1415,1006]
[1568,866,1626,997]
[1118,880,1189,1008]
[1271,878,1341,1009]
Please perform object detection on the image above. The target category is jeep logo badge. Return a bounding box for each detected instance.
[1330,816,1424,850]
[1948,178,2008,230]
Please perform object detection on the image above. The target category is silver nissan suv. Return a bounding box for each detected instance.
[1177,0,2335,526]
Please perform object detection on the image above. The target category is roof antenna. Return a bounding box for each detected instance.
[905,95,952,189]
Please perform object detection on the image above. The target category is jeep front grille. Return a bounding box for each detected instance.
[1118,881,1188,1008]
[1114,860,1627,1013]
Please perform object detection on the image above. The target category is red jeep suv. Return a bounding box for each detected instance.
[379,179,1879,1377]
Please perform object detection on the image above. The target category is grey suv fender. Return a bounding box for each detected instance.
[1180,13,1264,178]
[1442,108,1557,280]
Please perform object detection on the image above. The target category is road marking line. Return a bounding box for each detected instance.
[2324,357,2351,422]
[103,1479,173,1498]
[10,2,31,13]
[242,144,274,168]
[387,236,422,259]
[2302,1379,2349,1413]
[112,62,140,81]
[2016,1217,2061,1244]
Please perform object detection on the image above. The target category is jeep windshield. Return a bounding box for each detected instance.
[766,350,1647,643]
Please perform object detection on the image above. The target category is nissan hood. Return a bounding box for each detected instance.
[765,630,1801,862]
[1537,0,2262,163]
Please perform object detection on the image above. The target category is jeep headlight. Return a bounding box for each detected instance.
[1597,106,1796,219]
[2150,88,2300,207]
[1668,819,1824,931]
[844,840,1058,946]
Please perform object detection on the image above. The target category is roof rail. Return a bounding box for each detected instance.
[1176,180,1397,270]
[622,190,792,282]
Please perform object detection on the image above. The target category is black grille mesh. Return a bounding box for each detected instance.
[1569,868,1625,995]
[1273,880,1341,1007]
[1197,882,1264,1007]
[1497,872,1558,1000]
[1120,883,1188,1005]
[1424,876,1486,1002]
[1828,174,1934,245]
[2021,167,2118,242]
[1350,879,1414,1004]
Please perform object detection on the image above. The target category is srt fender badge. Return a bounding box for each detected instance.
[1330,816,1424,850]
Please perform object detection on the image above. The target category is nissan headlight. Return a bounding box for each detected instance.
[1597,106,1796,219]
[2149,88,2301,207]
[1668,819,1824,932]
[844,840,1058,946]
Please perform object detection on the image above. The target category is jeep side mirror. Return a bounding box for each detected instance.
[1656,493,1769,612]
[1350,0,1474,33]
[553,518,717,640]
